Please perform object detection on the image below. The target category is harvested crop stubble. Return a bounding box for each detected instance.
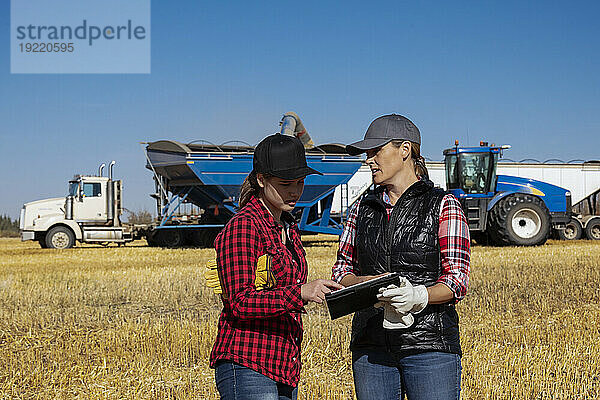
[0,237,599,399]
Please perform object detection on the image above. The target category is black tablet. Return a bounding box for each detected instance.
[325,272,401,320]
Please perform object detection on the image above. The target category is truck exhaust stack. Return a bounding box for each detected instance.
[107,161,116,221]
[108,161,115,180]
[98,163,106,177]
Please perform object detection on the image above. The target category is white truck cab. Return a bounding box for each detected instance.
[20,162,145,249]
[69,177,108,221]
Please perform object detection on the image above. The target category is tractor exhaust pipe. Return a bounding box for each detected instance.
[280,111,315,149]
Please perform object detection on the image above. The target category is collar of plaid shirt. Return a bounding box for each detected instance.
[251,197,300,250]
[252,196,297,228]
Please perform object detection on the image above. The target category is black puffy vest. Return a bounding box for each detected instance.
[351,179,462,356]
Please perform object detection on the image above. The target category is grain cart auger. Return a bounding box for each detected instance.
[144,112,363,248]
[444,141,571,246]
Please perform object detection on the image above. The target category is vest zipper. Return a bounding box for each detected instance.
[383,193,404,353]
[384,195,404,271]
[382,183,419,352]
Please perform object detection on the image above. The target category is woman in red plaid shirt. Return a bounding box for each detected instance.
[332,115,471,400]
[210,134,342,400]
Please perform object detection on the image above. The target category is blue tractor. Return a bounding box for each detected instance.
[443,142,571,246]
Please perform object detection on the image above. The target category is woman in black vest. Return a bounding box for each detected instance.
[332,114,471,400]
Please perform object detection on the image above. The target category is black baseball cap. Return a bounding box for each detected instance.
[253,134,322,179]
[346,114,421,156]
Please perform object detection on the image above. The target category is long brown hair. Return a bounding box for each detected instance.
[239,171,271,208]
[392,140,429,179]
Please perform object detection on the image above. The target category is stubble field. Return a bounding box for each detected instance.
[0,237,599,399]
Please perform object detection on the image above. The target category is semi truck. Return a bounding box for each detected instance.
[19,161,149,249]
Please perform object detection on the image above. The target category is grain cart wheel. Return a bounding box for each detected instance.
[145,230,160,247]
[45,226,75,249]
[585,218,600,240]
[487,193,551,246]
[189,213,225,248]
[155,229,185,248]
[190,228,220,248]
[557,218,583,240]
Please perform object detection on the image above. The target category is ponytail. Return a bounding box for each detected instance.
[413,153,429,179]
[392,140,429,179]
[239,171,261,208]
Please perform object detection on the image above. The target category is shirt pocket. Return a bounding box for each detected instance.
[263,243,294,285]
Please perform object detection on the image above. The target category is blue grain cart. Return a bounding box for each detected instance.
[444,142,571,246]
[144,140,363,247]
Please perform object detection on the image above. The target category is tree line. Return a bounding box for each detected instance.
[0,214,19,237]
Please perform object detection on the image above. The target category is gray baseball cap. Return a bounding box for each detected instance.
[346,114,421,156]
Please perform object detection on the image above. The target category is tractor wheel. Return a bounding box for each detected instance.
[190,228,220,248]
[45,226,75,249]
[155,229,185,248]
[470,231,490,246]
[585,218,600,240]
[557,218,583,240]
[487,193,551,246]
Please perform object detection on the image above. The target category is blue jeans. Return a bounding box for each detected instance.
[215,361,298,400]
[352,350,461,400]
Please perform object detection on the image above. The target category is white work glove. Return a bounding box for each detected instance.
[375,284,415,329]
[376,278,429,314]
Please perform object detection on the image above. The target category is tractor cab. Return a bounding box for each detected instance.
[443,141,510,235]
[443,141,506,198]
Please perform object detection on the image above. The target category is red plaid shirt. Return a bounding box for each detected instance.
[210,196,308,386]
[332,190,470,302]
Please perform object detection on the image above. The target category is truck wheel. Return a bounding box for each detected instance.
[557,218,583,240]
[45,226,75,249]
[585,219,600,240]
[155,229,185,248]
[487,193,551,246]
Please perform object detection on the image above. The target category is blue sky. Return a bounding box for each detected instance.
[1,1,599,218]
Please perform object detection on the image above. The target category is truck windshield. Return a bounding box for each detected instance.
[68,181,79,196]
